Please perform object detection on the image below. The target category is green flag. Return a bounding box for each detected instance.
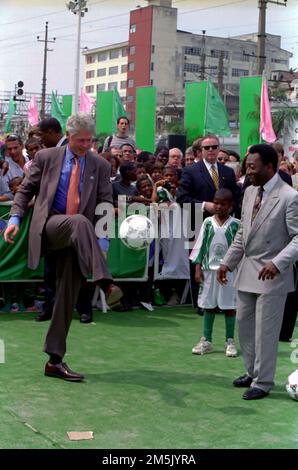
[51,92,67,133]
[204,80,230,137]
[112,88,126,134]
[4,98,16,133]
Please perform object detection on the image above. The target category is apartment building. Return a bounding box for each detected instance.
[83,0,291,123]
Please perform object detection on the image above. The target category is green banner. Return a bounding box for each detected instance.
[184,82,207,143]
[62,95,73,119]
[205,80,231,137]
[95,91,114,136]
[107,219,147,279]
[240,75,262,159]
[135,86,156,153]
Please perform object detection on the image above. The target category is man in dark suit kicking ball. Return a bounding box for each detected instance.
[4,112,122,381]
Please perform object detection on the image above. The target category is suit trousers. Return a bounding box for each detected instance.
[43,214,112,358]
[237,290,287,392]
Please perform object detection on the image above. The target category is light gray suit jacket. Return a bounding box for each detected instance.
[10,145,112,270]
[222,175,298,294]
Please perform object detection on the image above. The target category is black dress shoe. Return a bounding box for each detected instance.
[35,311,52,322]
[242,387,269,400]
[233,374,253,388]
[80,313,93,323]
[44,362,84,381]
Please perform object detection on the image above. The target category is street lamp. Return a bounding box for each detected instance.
[66,0,88,113]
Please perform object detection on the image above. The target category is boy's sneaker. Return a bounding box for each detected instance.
[192,337,213,355]
[225,338,237,357]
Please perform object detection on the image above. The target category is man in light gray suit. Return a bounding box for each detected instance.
[4,113,122,382]
[218,144,298,400]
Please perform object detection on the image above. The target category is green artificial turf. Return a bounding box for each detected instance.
[0,307,297,449]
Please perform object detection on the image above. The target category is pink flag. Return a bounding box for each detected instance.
[28,95,39,126]
[79,89,96,113]
[259,71,276,143]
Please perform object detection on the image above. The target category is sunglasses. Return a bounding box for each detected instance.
[202,145,219,150]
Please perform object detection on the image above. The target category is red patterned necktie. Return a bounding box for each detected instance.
[66,156,80,215]
[251,186,264,224]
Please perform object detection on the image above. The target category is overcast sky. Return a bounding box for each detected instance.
[0,0,297,95]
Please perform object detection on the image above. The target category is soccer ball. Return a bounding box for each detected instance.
[119,215,154,251]
[286,370,298,401]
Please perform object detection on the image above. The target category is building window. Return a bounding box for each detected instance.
[184,63,200,73]
[210,49,229,59]
[129,45,136,55]
[127,95,133,103]
[232,68,249,77]
[150,79,154,85]
[152,45,155,54]
[108,82,117,90]
[122,47,128,57]
[151,62,154,71]
[110,49,119,60]
[184,47,201,56]
[109,66,118,75]
[271,58,288,64]
[120,80,126,90]
[233,50,250,62]
[97,68,106,77]
[128,79,134,88]
[86,55,96,64]
[130,24,136,33]
[121,64,127,73]
[97,52,107,61]
[86,70,95,79]
[128,62,135,72]
[96,83,106,92]
[85,85,94,93]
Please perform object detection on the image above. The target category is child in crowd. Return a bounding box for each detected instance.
[190,189,240,357]
[24,137,42,174]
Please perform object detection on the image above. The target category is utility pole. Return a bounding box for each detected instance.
[200,30,206,80]
[217,51,224,99]
[37,22,56,119]
[256,0,287,75]
[66,0,88,114]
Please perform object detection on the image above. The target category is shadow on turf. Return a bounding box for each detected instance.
[85,369,243,406]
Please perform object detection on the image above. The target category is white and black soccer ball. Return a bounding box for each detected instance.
[286,370,298,401]
[119,215,154,251]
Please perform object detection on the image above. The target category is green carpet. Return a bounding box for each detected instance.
[0,307,297,449]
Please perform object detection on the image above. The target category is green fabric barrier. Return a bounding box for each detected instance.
[0,206,147,281]
[107,221,147,279]
[0,209,44,281]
